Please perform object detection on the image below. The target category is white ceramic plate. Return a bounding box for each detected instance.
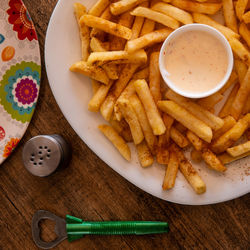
[45,0,250,205]
[0,0,41,164]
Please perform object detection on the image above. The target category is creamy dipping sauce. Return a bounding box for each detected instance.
[164,30,228,94]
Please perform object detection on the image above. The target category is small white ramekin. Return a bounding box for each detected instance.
[159,24,233,99]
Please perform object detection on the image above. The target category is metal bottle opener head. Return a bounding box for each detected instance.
[32,210,67,249]
[22,135,70,177]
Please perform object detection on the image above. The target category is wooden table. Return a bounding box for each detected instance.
[0,0,249,249]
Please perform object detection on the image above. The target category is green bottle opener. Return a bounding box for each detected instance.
[32,210,169,249]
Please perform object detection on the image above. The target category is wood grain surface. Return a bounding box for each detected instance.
[0,0,249,249]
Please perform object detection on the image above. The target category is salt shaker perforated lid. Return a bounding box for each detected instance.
[22,134,70,177]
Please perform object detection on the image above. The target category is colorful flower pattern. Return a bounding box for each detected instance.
[3,137,20,158]
[0,61,40,123]
[7,0,37,41]
[0,0,40,164]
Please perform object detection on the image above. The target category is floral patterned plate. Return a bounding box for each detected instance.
[0,0,41,164]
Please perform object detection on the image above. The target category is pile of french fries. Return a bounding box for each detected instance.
[70,0,250,195]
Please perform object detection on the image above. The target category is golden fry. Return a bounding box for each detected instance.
[132,67,149,80]
[170,127,189,148]
[234,58,248,85]
[230,67,250,120]
[162,149,179,190]
[110,0,147,15]
[98,124,131,161]
[152,2,193,24]
[88,80,113,112]
[235,0,248,21]
[228,38,250,66]
[74,3,90,61]
[130,94,157,154]
[172,0,222,15]
[166,90,224,131]
[219,83,239,118]
[186,130,203,151]
[173,144,206,194]
[239,23,250,48]
[140,19,155,36]
[211,113,250,153]
[100,64,138,121]
[87,50,147,65]
[242,11,250,23]
[80,14,132,39]
[70,61,109,84]
[149,52,161,104]
[134,79,166,135]
[126,29,172,53]
[156,134,169,164]
[158,100,213,143]
[222,0,238,33]
[197,92,223,109]
[201,147,227,172]
[118,99,144,145]
[218,152,250,164]
[219,70,238,94]
[88,0,110,16]
[213,116,236,140]
[191,149,203,163]
[227,141,250,157]
[193,13,240,40]
[136,140,154,167]
[130,7,180,29]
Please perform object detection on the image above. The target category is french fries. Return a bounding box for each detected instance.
[126,28,172,52]
[170,127,189,148]
[193,13,240,40]
[242,11,250,23]
[213,116,236,140]
[136,140,154,167]
[132,67,149,80]
[230,67,250,120]
[88,0,110,16]
[162,149,179,190]
[149,52,161,104]
[171,0,222,15]
[191,149,203,163]
[80,15,132,39]
[222,0,238,33]
[166,90,224,131]
[234,58,248,85]
[201,147,227,172]
[74,3,90,61]
[239,23,250,48]
[70,61,109,84]
[130,7,180,29]
[186,130,203,151]
[158,100,212,143]
[235,0,248,21]
[100,64,138,121]
[71,0,250,194]
[173,144,206,194]
[98,124,131,161]
[152,2,193,25]
[228,38,250,66]
[110,0,147,15]
[88,80,113,112]
[219,83,239,118]
[134,79,166,135]
[129,94,157,154]
[218,151,250,164]
[118,98,144,144]
[219,70,238,94]
[227,141,250,157]
[87,49,147,65]
[197,92,223,109]
[211,113,250,153]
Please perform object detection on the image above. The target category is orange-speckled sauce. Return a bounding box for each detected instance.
[164,30,228,94]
